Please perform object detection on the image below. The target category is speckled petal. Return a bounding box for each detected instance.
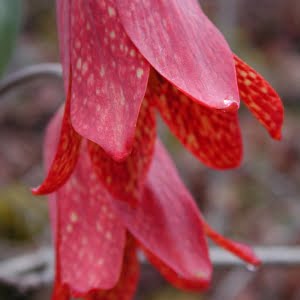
[88,95,156,205]
[203,221,261,266]
[113,140,212,289]
[116,0,239,110]
[70,0,150,159]
[32,81,81,195]
[234,55,284,140]
[45,114,126,295]
[154,76,242,169]
[52,150,126,295]
[86,234,140,300]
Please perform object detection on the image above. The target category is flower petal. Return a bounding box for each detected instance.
[32,81,81,195]
[45,118,127,296]
[234,55,284,140]
[86,234,140,300]
[116,0,239,110]
[113,140,212,289]
[69,0,150,159]
[154,76,242,169]
[53,152,126,295]
[88,96,156,206]
[203,221,261,266]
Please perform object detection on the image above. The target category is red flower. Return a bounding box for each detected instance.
[32,1,283,298]
[33,0,283,205]
[46,110,259,300]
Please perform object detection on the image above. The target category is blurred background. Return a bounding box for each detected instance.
[0,0,300,299]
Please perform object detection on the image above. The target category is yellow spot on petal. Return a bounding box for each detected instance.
[70,212,78,223]
[76,58,82,70]
[110,30,116,39]
[195,271,206,279]
[136,68,144,79]
[244,79,252,86]
[261,87,268,94]
[108,6,116,17]
[100,66,105,77]
[130,49,136,57]
[239,70,247,77]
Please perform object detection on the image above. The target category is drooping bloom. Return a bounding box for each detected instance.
[46,110,260,299]
[33,1,284,299]
[32,0,283,203]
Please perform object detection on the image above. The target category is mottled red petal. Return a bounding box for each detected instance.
[32,82,81,195]
[70,0,150,159]
[143,248,209,291]
[154,77,242,169]
[56,0,71,92]
[203,221,261,266]
[52,151,126,295]
[116,0,239,110]
[234,55,284,140]
[44,110,127,296]
[113,140,212,288]
[88,96,156,205]
[86,234,140,300]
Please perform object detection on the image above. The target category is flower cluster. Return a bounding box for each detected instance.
[34,1,283,299]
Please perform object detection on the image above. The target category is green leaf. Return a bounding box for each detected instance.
[0,0,22,75]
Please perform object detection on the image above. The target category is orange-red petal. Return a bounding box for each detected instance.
[116,0,239,110]
[234,55,284,140]
[154,78,243,169]
[86,234,140,300]
[50,150,126,295]
[113,140,212,289]
[88,95,156,205]
[44,112,127,295]
[69,0,150,159]
[32,80,81,195]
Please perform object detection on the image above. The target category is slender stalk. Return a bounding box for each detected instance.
[0,63,62,97]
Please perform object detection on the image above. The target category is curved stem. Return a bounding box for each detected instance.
[0,63,62,97]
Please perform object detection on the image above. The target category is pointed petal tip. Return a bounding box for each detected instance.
[31,185,54,196]
[234,55,284,139]
[272,130,282,141]
[204,222,261,266]
[31,186,42,196]
[75,124,134,163]
[109,145,133,162]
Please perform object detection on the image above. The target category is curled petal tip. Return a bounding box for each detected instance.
[31,185,54,196]
[31,186,42,196]
[109,147,133,163]
[223,98,240,112]
[273,132,282,141]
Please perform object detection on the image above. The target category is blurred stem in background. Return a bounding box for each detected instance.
[0,0,22,75]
